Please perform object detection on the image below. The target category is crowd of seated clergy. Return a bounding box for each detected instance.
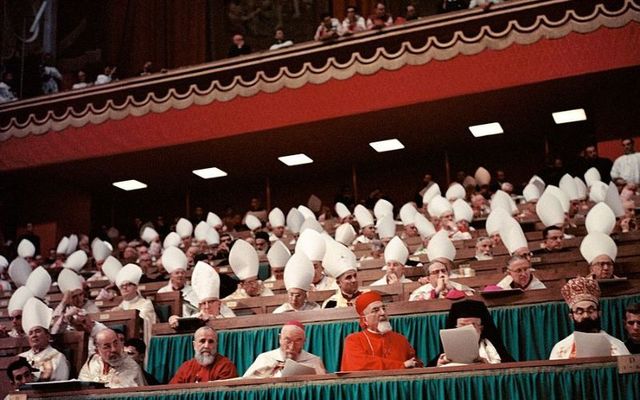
[0,158,639,393]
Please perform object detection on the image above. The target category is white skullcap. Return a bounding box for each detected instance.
[384,236,409,265]
[244,214,262,231]
[268,208,286,227]
[485,208,511,236]
[66,235,78,255]
[299,218,323,234]
[335,223,357,246]
[56,236,69,255]
[102,256,123,283]
[297,205,316,220]
[161,246,188,274]
[176,218,193,238]
[445,183,466,201]
[58,269,83,293]
[8,286,34,314]
[414,213,436,239]
[580,232,617,264]
[17,239,36,259]
[574,177,587,200]
[322,240,357,279]
[283,252,314,291]
[63,250,87,272]
[559,174,579,201]
[25,266,51,300]
[499,218,527,255]
[141,227,160,244]
[194,221,210,241]
[334,202,351,220]
[286,208,305,234]
[376,214,396,240]
[115,264,143,288]
[22,297,53,333]
[399,203,418,226]
[474,167,491,186]
[422,184,441,205]
[8,257,31,287]
[426,230,456,262]
[91,238,111,262]
[354,204,374,228]
[163,232,182,249]
[296,229,326,262]
[522,183,541,202]
[205,227,220,246]
[373,199,394,220]
[452,199,473,222]
[229,239,259,281]
[427,196,453,218]
[191,261,220,302]
[588,181,608,203]
[584,167,601,187]
[585,202,616,235]
[207,212,223,228]
[536,192,565,228]
[605,182,625,218]
[267,241,291,269]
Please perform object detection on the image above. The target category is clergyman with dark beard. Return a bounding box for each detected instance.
[169,326,237,383]
[79,329,147,387]
[549,277,629,359]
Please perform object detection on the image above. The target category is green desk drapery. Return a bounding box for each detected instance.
[148,294,640,383]
[49,362,639,400]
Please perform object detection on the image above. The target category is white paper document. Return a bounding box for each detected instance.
[440,324,480,364]
[280,359,317,377]
[574,331,611,358]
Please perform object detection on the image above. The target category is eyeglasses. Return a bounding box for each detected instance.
[366,305,386,315]
[571,306,598,316]
[626,320,640,327]
[508,268,530,275]
[429,268,447,276]
[592,261,614,268]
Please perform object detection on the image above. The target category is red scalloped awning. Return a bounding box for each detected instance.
[1,23,640,171]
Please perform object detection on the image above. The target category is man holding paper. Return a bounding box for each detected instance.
[341,291,422,371]
[549,277,629,359]
[435,300,514,366]
[243,321,326,378]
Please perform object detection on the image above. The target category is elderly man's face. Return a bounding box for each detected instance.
[386,261,404,280]
[622,139,634,154]
[362,225,376,239]
[427,262,448,287]
[507,258,532,288]
[475,239,493,258]
[97,330,124,366]
[287,288,307,310]
[123,246,137,262]
[404,224,418,237]
[544,229,564,250]
[193,328,218,366]
[119,282,137,300]
[255,238,268,252]
[279,326,305,359]
[69,288,86,308]
[362,300,388,332]
[28,327,49,351]
[337,270,358,295]
[272,225,285,238]
[10,310,22,331]
[242,277,263,297]
[170,269,186,289]
[625,312,640,342]
[590,255,615,279]
[199,298,221,317]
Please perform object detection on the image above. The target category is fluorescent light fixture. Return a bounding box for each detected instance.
[278,153,313,166]
[468,122,504,137]
[369,139,405,153]
[112,179,147,191]
[192,167,228,179]
[552,108,586,124]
